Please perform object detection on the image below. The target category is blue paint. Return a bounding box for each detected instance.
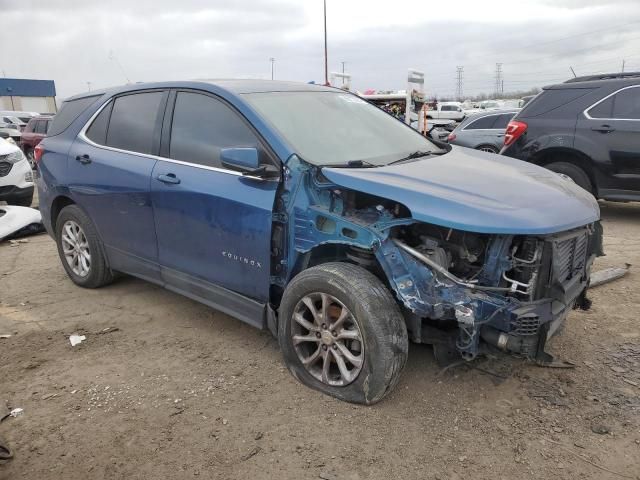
[37,80,600,361]
[0,78,56,98]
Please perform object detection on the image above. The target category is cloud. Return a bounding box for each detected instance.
[1,0,639,100]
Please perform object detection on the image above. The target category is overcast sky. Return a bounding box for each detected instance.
[2,0,640,100]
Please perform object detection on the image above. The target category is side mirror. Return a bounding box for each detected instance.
[221,147,260,172]
[220,147,279,179]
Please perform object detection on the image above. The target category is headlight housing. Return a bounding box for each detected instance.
[3,149,26,164]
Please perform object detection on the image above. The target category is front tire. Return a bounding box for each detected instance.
[476,144,499,154]
[279,262,408,404]
[55,205,114,288]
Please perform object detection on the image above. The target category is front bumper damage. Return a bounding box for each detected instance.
[375,223,603,365]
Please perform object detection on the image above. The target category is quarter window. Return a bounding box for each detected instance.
[86,102,113,145]
[169,92,260,168]
[588,87,640,120]
[34,120,47,134]
[106,92,164,155]
[493,113,515,129]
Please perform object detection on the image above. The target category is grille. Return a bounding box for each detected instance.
[511,314,541,336]
[554,233,589,282]
[0,161,12,177]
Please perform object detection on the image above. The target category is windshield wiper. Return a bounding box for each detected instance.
[346,159,376,168]
[388,149,445,166]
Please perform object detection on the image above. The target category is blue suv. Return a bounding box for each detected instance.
[37,81,602,404]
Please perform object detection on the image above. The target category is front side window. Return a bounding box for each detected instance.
[169,92,260,168]
[106,92,164,155]
[244,91,440,166]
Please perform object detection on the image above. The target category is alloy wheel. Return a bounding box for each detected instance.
[291,292,364,386]
[61,220,91,277]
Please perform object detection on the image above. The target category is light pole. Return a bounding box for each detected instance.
[87,81,92,92]
[341,61,346,86]
[269,57,275,80]
[323,0,328,85]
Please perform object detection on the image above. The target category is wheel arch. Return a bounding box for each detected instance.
[532,148,597,193]
[50,195,76,232]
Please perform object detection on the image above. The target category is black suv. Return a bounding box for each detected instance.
[501,72,640,201]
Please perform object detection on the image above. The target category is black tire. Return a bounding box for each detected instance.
[278,262,408,404]
[475,144,499,154]
[55,204,114,288]
[545,161,593,194]
[8,194,32,207]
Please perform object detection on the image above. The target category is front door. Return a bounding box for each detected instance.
[151,90,278,323]
[67,90,168,281]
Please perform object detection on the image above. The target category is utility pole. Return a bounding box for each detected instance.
[269,57,275,80]
[323,0,329,85]
[494,63,503,98]
[455,66,464,100]
[86,81,92,92]
[341,61,346,86]
[622,59,626,73]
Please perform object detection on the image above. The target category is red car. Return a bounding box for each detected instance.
[20,115,53,168]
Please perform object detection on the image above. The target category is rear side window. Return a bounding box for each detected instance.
[466,115,498,129]
[520,88,595,117]
[493,113,514,129]
[48,95,100,137]
[106,92,164,155]
[588,86,640,119]
[44,120,51,134]
[169,92,259,168]
[612,87,640,119]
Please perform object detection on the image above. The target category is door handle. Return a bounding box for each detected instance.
[157,173,181,185]
[591,125,615,133]
[75,154,91,164]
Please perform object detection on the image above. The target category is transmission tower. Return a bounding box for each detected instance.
[494,63,503,97]
[455,66,464,100]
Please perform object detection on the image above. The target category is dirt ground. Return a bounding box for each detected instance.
[0,201,638,480]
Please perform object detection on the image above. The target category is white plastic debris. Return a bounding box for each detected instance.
[69,334,86,347]
[9,408,23,418]
[590,263,631,288]
[0,334,11,339]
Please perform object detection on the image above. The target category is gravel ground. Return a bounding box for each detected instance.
[0,200,638,480]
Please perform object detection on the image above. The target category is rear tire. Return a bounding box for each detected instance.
[55,205,114,288]
[476,144,499,154]
[545,162,593,194]
[278,262,408,404]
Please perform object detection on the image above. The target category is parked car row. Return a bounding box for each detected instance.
[447,72,640,201]
[0,111,54,170]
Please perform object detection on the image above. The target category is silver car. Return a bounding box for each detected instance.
[447,110,518,153]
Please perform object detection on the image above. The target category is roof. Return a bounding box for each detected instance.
[0,78,56,97]
[565,72,640,83]
[65,79,337,102]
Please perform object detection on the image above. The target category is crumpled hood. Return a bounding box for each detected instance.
[322,147,600,234]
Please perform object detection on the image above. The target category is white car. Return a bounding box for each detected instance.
[426,102,465,121]
[0,138,34,206]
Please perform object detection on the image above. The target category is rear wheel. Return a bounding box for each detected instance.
[55,205,114,288]
[279,262,408,404]
[545,161,593,194]
[476,144,499,154]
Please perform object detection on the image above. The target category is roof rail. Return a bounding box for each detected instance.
[565,72,640,83]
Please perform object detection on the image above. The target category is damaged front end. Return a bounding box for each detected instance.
[277,159,604,366]
[381,221,603,365]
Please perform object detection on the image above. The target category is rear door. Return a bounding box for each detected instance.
[151,90,278,324]
[578,85,640,193]
[68,90,168,281]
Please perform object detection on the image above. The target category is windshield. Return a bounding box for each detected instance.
[244,91,439,166]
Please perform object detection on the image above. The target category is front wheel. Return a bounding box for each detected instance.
[278,262,408,404]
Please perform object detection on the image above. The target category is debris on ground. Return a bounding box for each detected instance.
[0,334,11,339]
[69,334,86,347]
[240,446,261,461]
[590,263,631,288]
[9,408,23,418]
